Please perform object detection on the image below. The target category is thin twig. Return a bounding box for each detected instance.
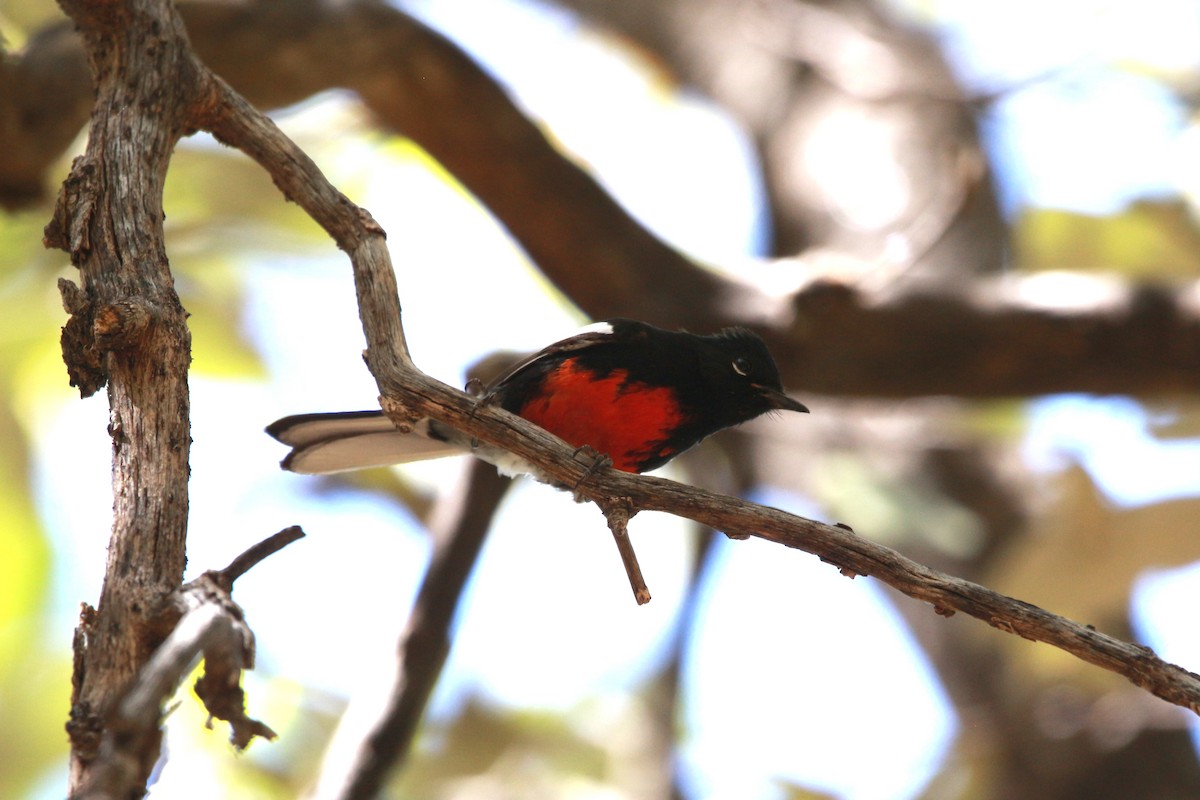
[600,498,651,605]
[217,525,306,587]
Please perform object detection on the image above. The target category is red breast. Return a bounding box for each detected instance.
[514,357,688,472]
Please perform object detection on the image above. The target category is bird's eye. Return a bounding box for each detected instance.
[732,356,751,377]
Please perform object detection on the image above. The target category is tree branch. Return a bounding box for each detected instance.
[189,66,1200,714]
[776,272,1200,397]
[36,1,1200,793]
[598,496,652,605]
[12,3,1200,398]
[46,0,353,793]
[75,528,303,800]
[49,0,204,791]
[215,524,307,587]
[386,365,1200,713]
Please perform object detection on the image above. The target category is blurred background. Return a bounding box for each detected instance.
[3,0,1200,798]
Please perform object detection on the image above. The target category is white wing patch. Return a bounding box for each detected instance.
[574,320,614,337]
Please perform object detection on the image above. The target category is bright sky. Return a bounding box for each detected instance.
[28,1,1200,798]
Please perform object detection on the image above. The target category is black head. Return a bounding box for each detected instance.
[693,327,809,427]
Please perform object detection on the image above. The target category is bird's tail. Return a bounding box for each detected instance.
[266,411,462,474]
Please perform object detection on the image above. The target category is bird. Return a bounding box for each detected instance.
[267,318,808,478]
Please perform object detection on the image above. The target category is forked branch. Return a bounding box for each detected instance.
[75,528,304,800]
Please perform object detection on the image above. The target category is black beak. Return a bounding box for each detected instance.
[756,385,809,414]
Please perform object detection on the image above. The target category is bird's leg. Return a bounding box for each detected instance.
[463,378,498,451]
[571,444,613,494]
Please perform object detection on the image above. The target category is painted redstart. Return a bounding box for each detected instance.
[267,319,808,477]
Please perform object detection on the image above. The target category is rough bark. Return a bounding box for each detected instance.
[46,0,202,790]
[45,1,309,794]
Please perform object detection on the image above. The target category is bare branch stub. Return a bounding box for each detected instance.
[216,525,306,588]
[597,496,650,605]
